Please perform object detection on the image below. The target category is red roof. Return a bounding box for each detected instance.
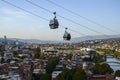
[105,73,115,79]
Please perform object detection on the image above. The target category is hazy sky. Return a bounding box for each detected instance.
[0,0,120,41]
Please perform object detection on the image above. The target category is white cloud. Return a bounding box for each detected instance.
[1,8,28,18]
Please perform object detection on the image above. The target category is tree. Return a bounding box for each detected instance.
[34,51,40,59]
[92,53,104,63]
[73,70,87,80]
[46,57,59,74]
[33,74,40,80]
[40,74,51,80]
[101,63,113,74]
[54,67,87,80]
[66,54,72,60]
[33,47,41,59]
[91,62,101,74]
[91,63,113,75]
[96,48,120,59]
[58,68,72,80]
[115,70,120,77]
[40,54,45,59]
[72,67,87,80]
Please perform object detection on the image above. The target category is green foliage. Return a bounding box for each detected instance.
[58,68,72,80]
[54,67,87,80]
[115,70,120,77]
[34,51,40,59]
[40,54,45,59]
[35,47,41,52]
[92,53,104,63]
[33,74,40,80]
[91,62,113,75]
[91,62,101,74]
[40,74,51,80]
[97,48,120,59]
[101,63,113,74]
[72,67,87,80]
[66,54,73,60]
[46,57,59,74]
[33,73,51,80]
[33,47,41,59]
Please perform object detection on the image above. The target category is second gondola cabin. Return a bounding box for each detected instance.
[63,28,71,40]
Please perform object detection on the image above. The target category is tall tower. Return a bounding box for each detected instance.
[4,35,8,45]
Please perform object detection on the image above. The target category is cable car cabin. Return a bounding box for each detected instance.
[49,18,59,29]
[63,31,71,40]
[49,12,59,29]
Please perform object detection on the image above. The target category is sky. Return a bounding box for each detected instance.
[0,0,120,41]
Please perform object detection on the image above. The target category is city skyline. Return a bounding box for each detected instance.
[0,0,120,41]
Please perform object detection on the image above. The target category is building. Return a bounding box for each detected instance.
[4,35,8,45]
[4,52,13,61]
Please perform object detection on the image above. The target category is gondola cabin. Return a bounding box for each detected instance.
[49,18,59,29]
[49,12,59,29]
[63,28,71,40]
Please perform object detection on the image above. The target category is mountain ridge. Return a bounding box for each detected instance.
[71,34,120,42]
[0,35,120,44]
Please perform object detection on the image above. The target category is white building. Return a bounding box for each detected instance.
[116,77,120,80]
[52,71,62,79]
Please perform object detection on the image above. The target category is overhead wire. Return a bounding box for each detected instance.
[1,0,92,40]
[25,0,110,38]
[45,0,119,34]
[24,0,101,39]
[60,25,88,37]
[1,0,49,21]
[59,24,94,39]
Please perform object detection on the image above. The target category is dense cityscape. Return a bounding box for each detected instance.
[0,35,120,80]
[0,0,119,80]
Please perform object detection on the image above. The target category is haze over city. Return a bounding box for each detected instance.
[0,0,120,41]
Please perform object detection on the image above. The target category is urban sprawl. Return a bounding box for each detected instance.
[0,36,120,80]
